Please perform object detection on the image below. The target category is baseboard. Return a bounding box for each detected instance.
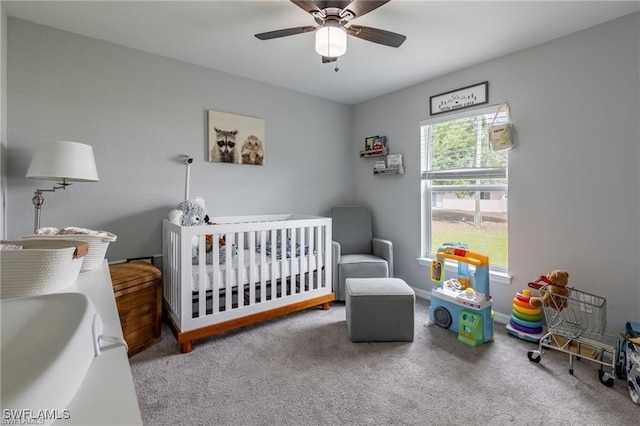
[412,286,431,300]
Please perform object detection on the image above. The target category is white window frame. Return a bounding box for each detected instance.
[418,104,511,285]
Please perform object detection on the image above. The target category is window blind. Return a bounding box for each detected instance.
[421,103,509,184]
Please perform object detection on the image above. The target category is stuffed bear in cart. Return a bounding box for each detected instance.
[529,270,570,310]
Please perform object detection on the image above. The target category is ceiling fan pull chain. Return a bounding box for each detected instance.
[335,57,339,73]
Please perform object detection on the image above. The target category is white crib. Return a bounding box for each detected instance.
[162,214,333,353]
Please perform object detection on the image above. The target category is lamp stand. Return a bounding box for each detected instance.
[31,179,71,233]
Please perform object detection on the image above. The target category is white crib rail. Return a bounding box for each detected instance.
[162,215,332,335]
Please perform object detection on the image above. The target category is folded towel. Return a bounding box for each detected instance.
[35,227,59,235]
[35,227,111,237]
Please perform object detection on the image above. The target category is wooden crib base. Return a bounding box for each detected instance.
[167,293,335,353]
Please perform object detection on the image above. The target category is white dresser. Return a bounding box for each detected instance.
[58,261,142,425]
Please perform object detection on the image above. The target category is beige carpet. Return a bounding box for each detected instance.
[130,299,638,425]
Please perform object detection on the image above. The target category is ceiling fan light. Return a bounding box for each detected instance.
[315,26,347,57]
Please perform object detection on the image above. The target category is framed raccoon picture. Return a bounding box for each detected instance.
[208,110,265,165]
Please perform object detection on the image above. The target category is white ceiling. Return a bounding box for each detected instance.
[4,0,640,105]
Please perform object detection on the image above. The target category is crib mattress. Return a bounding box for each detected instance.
[191,249,318,292]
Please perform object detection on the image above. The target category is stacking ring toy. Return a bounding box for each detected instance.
[512,303,540,317]
[510,315,543,329]
[512,309,542,322]
[509,320,542,335]
[513,297,534,310]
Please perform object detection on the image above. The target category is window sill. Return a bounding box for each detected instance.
[417,257,512,286]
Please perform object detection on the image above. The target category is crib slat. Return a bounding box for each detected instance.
[316,225,324,289]
[225,233,233,311]
[293,228,297,294]
[212,234,220,315]
[248,231,256,305]
[163,228,171,311]
[237,232,245,308]
[198,235,207,319]
[280,229,291,297]
[176,231,181,314]
[172,231,178,311]
[323,223,331,291]
[308,227,315,290]
[180,228,192,330]
[270,229,277,300]
[260,230,267,303]
[299,227,305,293]
[163,227,176,315]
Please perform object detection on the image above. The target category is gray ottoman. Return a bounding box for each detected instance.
[346,278,415,342]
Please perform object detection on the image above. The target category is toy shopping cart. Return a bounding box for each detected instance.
[526,276,618,387]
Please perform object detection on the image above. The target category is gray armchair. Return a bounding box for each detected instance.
[330,206,393,301]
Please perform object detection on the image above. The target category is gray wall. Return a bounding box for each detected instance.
[6,19,354,261]
[5,14,639,331]
[351,12,640,331]
[1,4,6,240]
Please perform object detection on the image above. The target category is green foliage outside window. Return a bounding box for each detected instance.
[423,107,509,269]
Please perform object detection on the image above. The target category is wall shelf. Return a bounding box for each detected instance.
[374,166,405,176]
[360,137,403,176]
[359,147,388,157]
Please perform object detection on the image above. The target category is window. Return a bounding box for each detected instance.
[420,104,509,272]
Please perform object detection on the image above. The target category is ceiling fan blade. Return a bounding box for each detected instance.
[313,1,353,10]
[346,25,406,48]
[322,56,337,63]
[290,1,321,15]
[291,1,354,17]
[255,26,316,40]
[343,0,390,18]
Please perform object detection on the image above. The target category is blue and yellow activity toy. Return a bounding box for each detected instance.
[427,243,494,346]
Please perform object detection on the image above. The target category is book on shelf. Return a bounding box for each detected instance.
[372,136,387,150]
[365,136,377,151]
[386,153,403,169]
[374,160,387,173]
[365,135,387,151]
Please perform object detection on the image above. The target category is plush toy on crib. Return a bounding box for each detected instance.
[168,197,226,263]
[168,196,207,226]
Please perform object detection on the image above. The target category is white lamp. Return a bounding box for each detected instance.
[26,141,99,232]
[315,26,347,58]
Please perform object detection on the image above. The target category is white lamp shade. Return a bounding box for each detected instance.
[26,141,99,182]
[315,26,347,57]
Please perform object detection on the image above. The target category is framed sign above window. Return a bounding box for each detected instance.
[430,81,489,116]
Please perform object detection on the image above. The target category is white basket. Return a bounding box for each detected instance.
[23,232,117,271]
[0,239,88,299]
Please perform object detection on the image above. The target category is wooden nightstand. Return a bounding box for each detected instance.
[109,261,162,357]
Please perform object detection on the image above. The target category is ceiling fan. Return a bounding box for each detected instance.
[254,0,406,64]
